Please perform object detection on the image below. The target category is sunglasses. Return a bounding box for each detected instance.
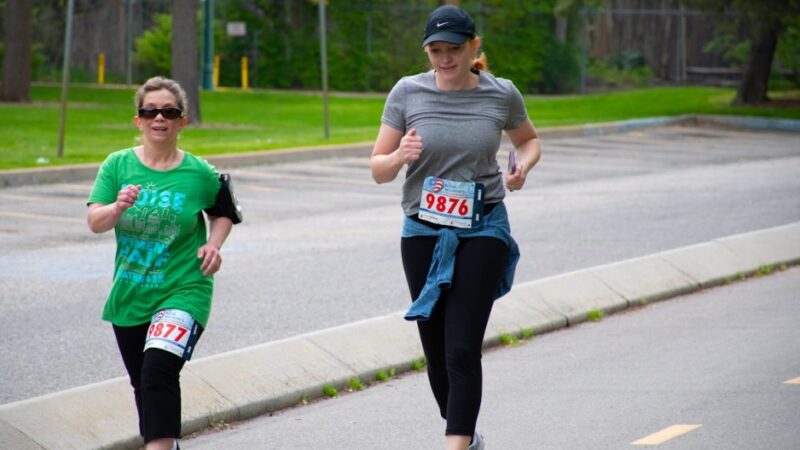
[137,107,183,120]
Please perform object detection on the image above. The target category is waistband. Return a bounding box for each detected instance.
[407,202,499,231]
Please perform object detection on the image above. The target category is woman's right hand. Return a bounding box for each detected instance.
[396,128,423,164]
[87,184,141,234]
[114,184,141,214]
[371,125,420,184]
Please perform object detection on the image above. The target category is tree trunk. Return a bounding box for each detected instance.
[171,0,202,124]
[734,24,778,105]
[1,0,33,102]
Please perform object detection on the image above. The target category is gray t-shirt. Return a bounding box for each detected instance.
[381,70,529,216]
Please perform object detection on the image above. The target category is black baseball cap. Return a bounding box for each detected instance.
[422,5,475,48]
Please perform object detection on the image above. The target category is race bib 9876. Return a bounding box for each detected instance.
[418,177,485,229]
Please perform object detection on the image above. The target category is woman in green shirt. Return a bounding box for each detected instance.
[87,77,236,450]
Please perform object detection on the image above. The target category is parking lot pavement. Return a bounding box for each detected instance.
[1,121,799,405]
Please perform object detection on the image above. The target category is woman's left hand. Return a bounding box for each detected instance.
[198,244,223,275]
[504,118,540,193]
[506,166,527,192]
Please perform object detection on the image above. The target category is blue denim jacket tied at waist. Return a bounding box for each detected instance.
[401,202,520,321]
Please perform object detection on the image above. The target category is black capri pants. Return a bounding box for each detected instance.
[401,220,510,437]
[113,322,203,443]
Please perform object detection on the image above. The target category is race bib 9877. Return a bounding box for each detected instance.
[144,309,200,360]
[418,177,485,229]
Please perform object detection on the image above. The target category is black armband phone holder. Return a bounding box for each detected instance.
[205,173,243,224]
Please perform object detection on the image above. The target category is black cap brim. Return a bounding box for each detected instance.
[422,31,471,48]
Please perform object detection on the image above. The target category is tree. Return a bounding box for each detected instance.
[136,14,173,79]
[171,0,201,124]
[1,0,33,102]
[691,0,800,104]
[725,0,797,104]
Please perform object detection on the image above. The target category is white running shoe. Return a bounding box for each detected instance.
[468,431,485,450]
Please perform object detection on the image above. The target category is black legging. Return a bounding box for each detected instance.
[401,232,509,437]
[113,322,203,443]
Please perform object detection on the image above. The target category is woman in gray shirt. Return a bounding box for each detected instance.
[370,5,541,450]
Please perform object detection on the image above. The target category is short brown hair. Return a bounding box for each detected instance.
[134,76,188,115]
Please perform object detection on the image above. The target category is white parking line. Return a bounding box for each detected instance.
[268,162,370,176]
[55,183,93,191]
[0,193,48,202]
[0,210,83,224]
[239,183,281,192]
[234,169,374,186]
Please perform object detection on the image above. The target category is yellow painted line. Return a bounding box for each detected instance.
[631,424,702,446]
[784,377,800,384]
[0,210,84,224]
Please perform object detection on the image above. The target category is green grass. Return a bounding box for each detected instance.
[375,368,396,382]
[520,327,535,340]
[755,264,775,276]
[524,88,800,127]
[587,309,604,322]
[498,328,536,346]
[411,357,427,372]
[1,85,798,170]
[322,384,338,398]
[499,332,520,346]
[347,377,365,391]
[725,263,790,284]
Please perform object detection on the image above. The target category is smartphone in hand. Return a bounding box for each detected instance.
[508,149,517,173]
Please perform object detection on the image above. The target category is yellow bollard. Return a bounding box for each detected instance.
[98,52,105,85]
[241,56,249,89]
[213,55,220,88]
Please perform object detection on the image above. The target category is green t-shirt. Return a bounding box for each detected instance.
[88,148,221,327]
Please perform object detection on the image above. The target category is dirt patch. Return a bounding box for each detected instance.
[753,98,800,109]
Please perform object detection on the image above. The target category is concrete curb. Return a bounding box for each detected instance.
[3,114,799,189]
[2,222,798,449]
[0,143,376,189]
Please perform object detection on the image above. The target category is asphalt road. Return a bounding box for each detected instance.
[185,266,800,450]
[1,124,799,404]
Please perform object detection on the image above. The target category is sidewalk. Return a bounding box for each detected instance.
[1,221,798,449]
[186,266,800,450]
